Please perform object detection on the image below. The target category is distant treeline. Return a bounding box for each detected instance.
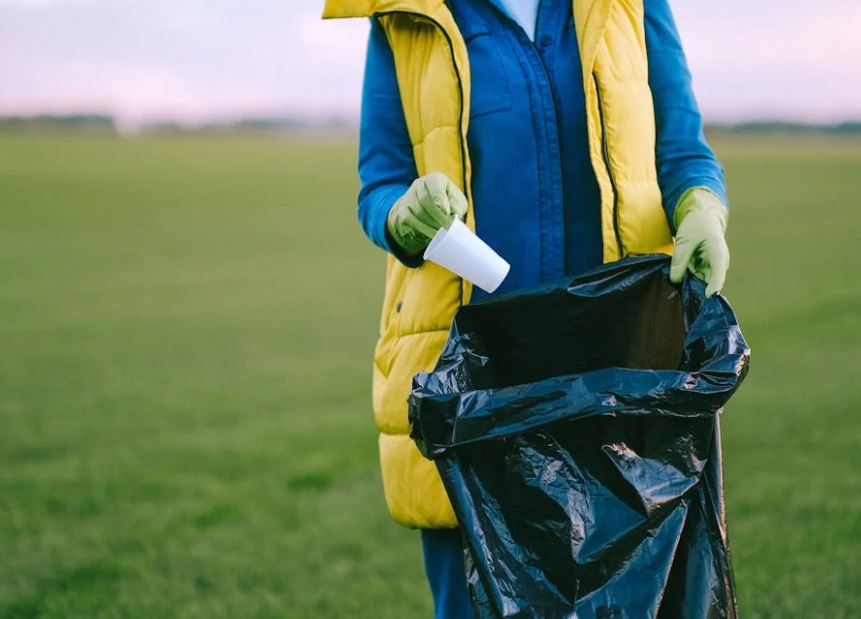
[707,121,861,136]
[141,116,356,135]
[0,114,117,133]
[0,114,356,135]
[1,114,860,136]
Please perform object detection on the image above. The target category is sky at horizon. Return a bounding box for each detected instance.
[1,0,860,128]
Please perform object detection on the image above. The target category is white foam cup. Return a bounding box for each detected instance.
[423,218,510,293]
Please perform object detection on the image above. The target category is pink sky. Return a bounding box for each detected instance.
[1,0,859,128]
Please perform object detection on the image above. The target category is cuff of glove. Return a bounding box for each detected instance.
[384,225,425,269]
[673,186,729,233]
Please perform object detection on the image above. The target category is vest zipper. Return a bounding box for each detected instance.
[592,73,624,258]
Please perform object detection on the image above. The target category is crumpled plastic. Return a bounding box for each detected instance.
[409,255,751,619]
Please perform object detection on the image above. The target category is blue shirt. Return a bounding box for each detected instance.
[357,0,726,301]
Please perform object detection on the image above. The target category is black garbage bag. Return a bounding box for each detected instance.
[409,255,750,619]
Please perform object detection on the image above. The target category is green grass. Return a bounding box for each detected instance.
[0,133,859,618]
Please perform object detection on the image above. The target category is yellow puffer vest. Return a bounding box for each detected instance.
[323,0,674,529]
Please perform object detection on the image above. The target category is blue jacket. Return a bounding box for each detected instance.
[357,0,726,300]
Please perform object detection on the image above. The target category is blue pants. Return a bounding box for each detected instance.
[421,528,473,619]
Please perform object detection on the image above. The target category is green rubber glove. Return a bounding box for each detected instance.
[387,172,468,255]
[669,187,729,298]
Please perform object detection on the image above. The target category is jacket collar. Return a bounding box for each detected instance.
[323,0,613,78]
[322,0,446,19]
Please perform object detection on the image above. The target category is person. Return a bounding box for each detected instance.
[323,0,730,616]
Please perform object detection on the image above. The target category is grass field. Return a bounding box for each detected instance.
[1,132,859,618]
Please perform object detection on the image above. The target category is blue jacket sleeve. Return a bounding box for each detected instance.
[645,0,728,226]
[357,18,422,266]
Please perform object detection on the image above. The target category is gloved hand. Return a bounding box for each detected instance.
[387,172,468,255]
[669,187,729,297]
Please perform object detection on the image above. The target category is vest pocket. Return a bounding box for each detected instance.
[465,32,512,119]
